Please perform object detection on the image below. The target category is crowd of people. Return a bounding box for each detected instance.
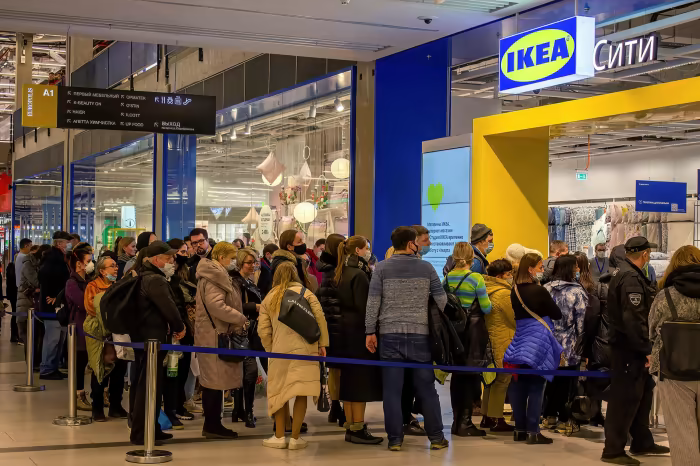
[7,222,697,464]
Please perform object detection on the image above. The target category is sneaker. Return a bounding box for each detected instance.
[202,425,238,440]
[288,437,308,450]
[347,424,383,445]
[184,400,203,414]
[17,340,25,346]
[629,444,671,456]
[526,433,553,445]
[176,410,195,421]
[388,442,402,451]
[601,453,641,465]
[108,406,128,419]
[166,412,184,430]
[103,390,110,408]
[93,411,107,423]
[541,416,557,430]
[39,371,64,380]
[403,419,426,436]
[263,435,288,449]
[430,438,449,450]
[77,392,92,411]
[155,431,173,441]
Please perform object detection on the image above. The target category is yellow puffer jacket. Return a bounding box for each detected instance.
[484,276,516,368]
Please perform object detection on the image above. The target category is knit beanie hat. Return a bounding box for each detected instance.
[471,224,492,244]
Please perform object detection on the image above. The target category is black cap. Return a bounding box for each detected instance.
[52,230,72,241]
[145,240,177,258]
[624,236,658,253]
[471,223,493,244]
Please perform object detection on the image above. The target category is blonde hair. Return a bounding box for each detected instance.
[659,245,700,288]
[211,241,237,262]
[334,236,368,285]
[117,237,135,256]
[236,247,256,268]
[269,261,301,313]
[385,246,395,260]
[452,242,474,269]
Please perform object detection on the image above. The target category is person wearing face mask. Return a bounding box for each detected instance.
[504,253,562,445]
[116,236,136,280]
[590,243,610,283]
[69,233,81,251]
[163,239,197,429]
[229,247,264,429]
[412,225,432,257]
[38,231,72,381]
[602,237,669,465]
[542,254,588,433]
[334,236,383,444]
[442,224,493,277]
[481,259,516,432]
[194,241,248,440]
[271,229,315,291]
[65,247,95,412]
[257,244,279,298]
[84,256,128,422]
[187,228,213,284]
[129,240,186,446]
[306,238,325,286]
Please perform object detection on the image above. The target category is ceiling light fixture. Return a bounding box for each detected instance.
[334,97,344,112]
[308,103,317,119]
[245,122,252,135]
[216,133,223,143]
[230,128,237,140]
[231,108,237,120]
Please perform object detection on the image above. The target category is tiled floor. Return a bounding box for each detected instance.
[0,315,672,465]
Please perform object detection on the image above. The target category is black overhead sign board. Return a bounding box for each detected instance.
[56,87,216,135]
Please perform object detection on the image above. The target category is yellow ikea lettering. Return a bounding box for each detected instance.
[501,29,575,83]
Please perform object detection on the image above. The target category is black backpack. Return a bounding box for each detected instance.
[102,275,142,334]
[54,288,70,326]
[443,273,470,333]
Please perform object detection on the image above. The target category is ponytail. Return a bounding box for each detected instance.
[334,235,368,285]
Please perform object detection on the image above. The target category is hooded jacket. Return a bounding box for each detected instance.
[131,262,185,343]
[17,253,40,322]
[315,251,342,358]
[483,276,515,368]
[649,264,700,373]
[39,247,70,317]
[543,280,588,366]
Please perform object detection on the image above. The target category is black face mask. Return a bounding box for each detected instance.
[175,254,188,265]
[294,243,307,256]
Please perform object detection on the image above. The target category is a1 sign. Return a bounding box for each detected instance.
[576,172,588,181]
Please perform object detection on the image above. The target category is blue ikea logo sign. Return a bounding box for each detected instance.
[499,16,596,94]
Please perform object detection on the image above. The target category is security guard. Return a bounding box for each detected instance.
[602,237,670,465]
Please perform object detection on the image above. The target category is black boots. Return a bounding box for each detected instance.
[245,411,256,428]
[345,423,384,445]
[452,409,486,437]
[231,389,245,423]
[526,432,553,444]
[328,400,346,427]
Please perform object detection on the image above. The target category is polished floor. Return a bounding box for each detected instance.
[0,315,671,465]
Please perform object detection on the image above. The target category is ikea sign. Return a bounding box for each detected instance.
[499,16,596,94]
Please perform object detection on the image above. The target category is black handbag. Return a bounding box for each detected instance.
[660,288,700,381]
[202,297,249,363]
[278,286,321,344]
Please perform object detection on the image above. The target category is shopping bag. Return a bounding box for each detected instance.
[158,409,172,431]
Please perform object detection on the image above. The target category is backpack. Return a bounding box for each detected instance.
[443,273,470,333]
[54,288,69,326]
[660,288,700,381]
[101,275,142,334]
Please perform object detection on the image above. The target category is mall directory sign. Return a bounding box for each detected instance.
[22,85,216,135]
[499,16,595,94]
[636,180,687,213]
[421,147,471,274]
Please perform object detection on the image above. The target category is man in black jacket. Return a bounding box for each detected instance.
[38,231,71,380]
[602,237,669,465]
[187,228,212,284]
[129,241,186,445]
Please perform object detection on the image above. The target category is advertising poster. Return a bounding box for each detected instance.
[421,147,471,274]
[636,180,687,213]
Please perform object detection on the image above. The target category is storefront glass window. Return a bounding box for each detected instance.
[14,167,63,251]
[71,136,154,255]
[195,69,354,249]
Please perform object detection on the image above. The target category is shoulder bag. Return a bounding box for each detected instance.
[278,286,321,344]
[514,284,566,367]
[201,291,249,363]
[660,288,700,381]
[443,273,470,333]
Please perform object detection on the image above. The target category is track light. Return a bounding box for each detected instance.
[245,122,252,135]
[334,97,344,112]
[231,108,237,120]
[216,133,223,143]
[308,103,317,119]
[229,128,237,140]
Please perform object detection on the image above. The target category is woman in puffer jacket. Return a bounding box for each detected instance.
[542,254,587,433]
[505,253,562,445]
[649,245,700,466]
[315,233,346,426]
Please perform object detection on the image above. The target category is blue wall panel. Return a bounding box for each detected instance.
[374,38,451,255]
[164,134,196,241]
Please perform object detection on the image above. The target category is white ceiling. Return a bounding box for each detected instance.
[0,0,546,61]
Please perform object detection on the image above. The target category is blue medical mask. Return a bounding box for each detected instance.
[106,274,117,282]
[66,243,73,252]
[485,243,494,255]
[575,271,580,281]
[420,245,431,256]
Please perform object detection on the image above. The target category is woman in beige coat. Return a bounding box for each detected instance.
[195,241,248,440]
[258,260,329,450]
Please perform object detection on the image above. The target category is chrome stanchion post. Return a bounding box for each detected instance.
[126,339,172,464]
[652,371,661,428]
[14,309,45,392]
[53,323,92,426]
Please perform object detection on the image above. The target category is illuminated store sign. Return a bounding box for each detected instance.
[593,34,659,71]
[499,16,596,94]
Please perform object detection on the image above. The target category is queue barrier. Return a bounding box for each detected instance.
[11,310,614,464]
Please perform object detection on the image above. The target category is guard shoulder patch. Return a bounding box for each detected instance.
[629,293,642,306]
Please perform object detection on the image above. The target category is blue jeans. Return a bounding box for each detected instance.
[380,333,444,445]
[509,374,547,434]
[40,320,66,375]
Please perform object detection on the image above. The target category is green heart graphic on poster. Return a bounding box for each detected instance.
[427,183,444,211]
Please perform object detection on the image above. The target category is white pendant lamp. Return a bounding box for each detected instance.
[262,173,283,186]
[216,133,223,143]
[245,122,252,135]
[241,207,260,224]
[229,128,237,140]
[294,202,317,224]
[308,103,317,119]
[331,157,350,179]
[334,97,344,112]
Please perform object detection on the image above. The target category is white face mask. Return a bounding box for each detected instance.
[363,250,372,262]
[226,262,237,271]
[161,262,175,279]
[596,251,606,260]
[85,261,95,274]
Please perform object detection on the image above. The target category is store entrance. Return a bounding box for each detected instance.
[471,75,700,259]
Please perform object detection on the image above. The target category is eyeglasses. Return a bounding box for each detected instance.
[191,238,207,246]
[243,261,257,266]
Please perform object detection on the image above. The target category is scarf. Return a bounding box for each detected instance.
[85,276,111,317]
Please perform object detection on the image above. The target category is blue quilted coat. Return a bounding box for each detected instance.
[504,316,563,381]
